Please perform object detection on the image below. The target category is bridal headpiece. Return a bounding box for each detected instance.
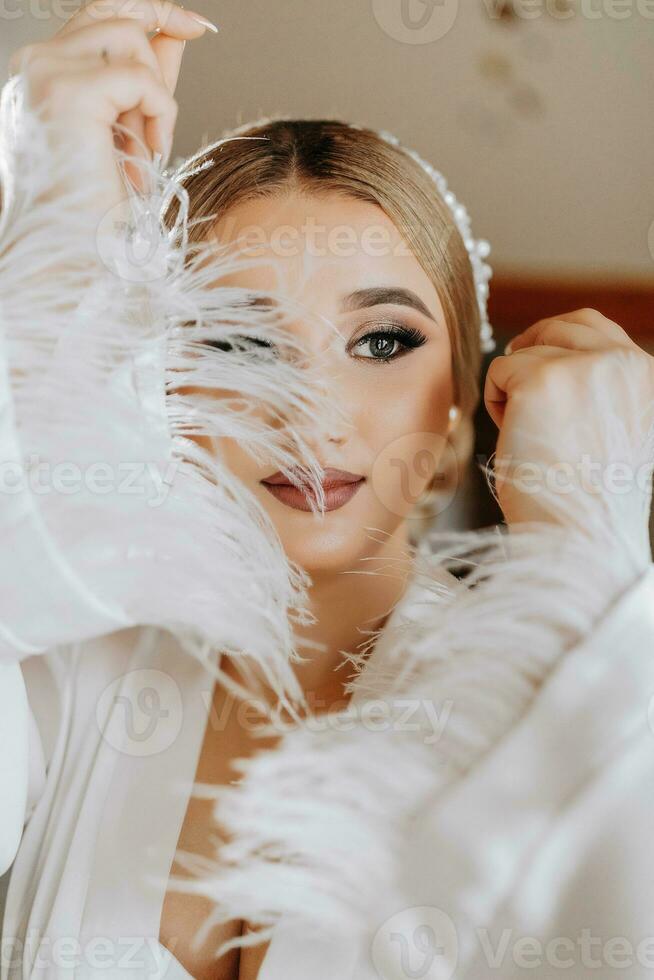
[365,125,496,354]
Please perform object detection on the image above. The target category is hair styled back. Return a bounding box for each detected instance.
[164,118,483,522]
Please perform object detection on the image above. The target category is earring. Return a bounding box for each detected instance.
[448,405,460,435]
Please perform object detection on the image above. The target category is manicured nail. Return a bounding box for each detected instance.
[186,11,219,31]
[504,340,514,355]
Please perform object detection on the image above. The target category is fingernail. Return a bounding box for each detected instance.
[186,11,219,31]
[504,340,514,355]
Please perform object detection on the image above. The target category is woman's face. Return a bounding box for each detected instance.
[204,191,454,575]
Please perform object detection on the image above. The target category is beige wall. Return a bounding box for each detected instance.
[2,0,653,283]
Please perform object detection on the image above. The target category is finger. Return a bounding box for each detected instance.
[484,346,571,428]
[48,19,164,81]
[112,34,185,176]
[507,319,627,355]
[56,0,209,40]
[150,32,186,92]
[551,308,628,338]
[51,61,177,148]
[509,308,635,353]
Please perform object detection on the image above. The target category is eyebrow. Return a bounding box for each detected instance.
[234,287,437,322]
[340,287,437,323]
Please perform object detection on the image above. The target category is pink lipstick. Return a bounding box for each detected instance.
[260,468,365,513]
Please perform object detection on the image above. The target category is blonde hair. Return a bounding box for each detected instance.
[164,117,483,524]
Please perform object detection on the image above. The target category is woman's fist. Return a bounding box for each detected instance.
[484,309,654,527]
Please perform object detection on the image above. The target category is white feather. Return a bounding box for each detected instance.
[0,74,343,708]
[1,73,652,963]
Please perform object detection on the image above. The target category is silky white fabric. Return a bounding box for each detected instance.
[0,563,446,980]
[2,564,654,979]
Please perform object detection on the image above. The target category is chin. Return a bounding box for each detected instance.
[279,524,376,576]
[265,505,406,579]
[248,478,410,576]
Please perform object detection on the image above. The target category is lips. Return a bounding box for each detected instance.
[262,468,364,487]
[260,468,365,512]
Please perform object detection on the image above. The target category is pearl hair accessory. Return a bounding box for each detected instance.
[173,116,496,354]
[366,126,496,355]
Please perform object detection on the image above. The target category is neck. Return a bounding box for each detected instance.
[220,522,416,714]
[292,530,415,709]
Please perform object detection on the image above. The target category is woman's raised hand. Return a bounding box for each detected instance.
[7,0,216,208]
[484,308,654,527]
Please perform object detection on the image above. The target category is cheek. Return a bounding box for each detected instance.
[214,437,261,482]
[356,359,453,518]
[176,382,284,481]
[357,358,452,453]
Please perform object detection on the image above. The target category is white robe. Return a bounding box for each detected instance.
[1,73,654,980]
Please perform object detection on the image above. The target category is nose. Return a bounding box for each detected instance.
[323,369,357,449]
[305,387,354,459]
[288,327,362,457]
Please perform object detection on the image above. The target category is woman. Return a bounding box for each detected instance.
[1,4,654,979]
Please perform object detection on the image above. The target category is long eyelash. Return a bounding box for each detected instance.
[201,335,275,354]
[199,325,426,362]
[351,323,427,363]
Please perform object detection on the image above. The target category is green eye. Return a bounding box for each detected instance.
[351,323,427,362]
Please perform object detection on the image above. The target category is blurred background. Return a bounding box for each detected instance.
[1,0,653,537]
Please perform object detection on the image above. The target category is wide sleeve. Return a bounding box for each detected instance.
[388,562,654,980]
[0,73,333,876]
[0,72,332,695]
[0,662,29,875]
